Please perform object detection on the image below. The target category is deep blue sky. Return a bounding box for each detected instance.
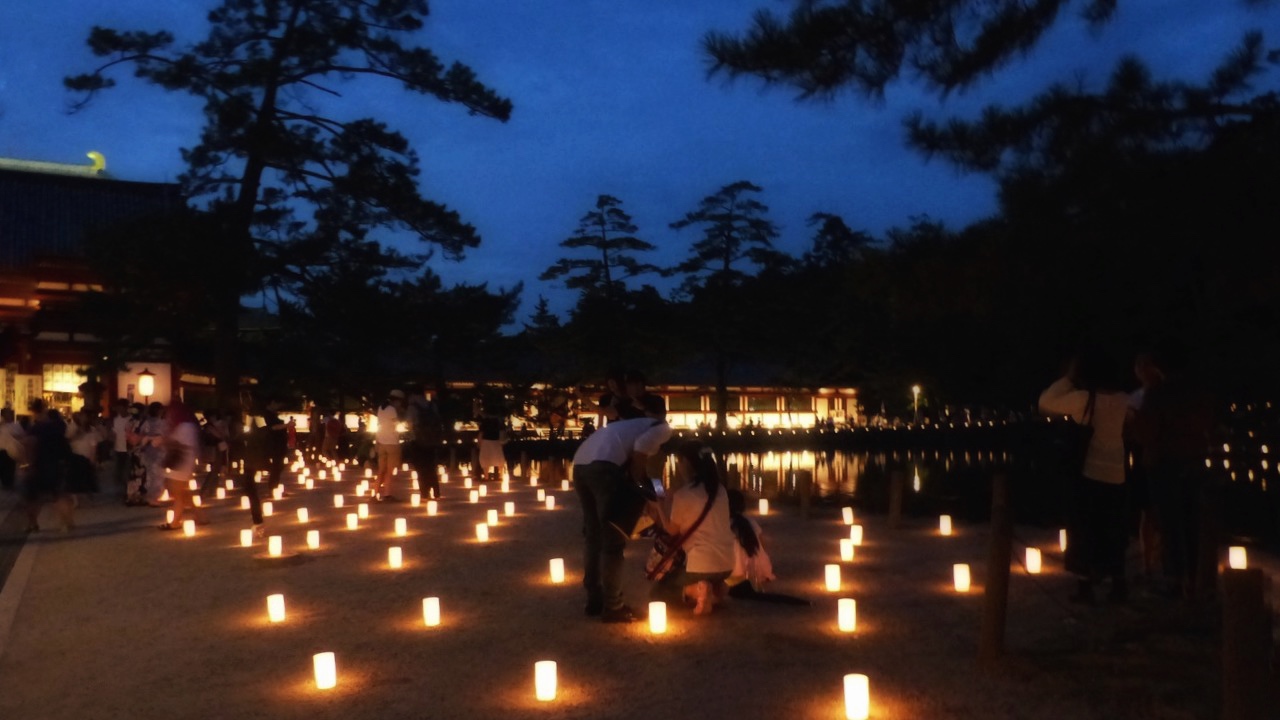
[1,1,1275,319]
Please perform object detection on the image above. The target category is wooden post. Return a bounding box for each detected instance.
[889,469,904,530]
[1222,568,1271,720]
[978,472,1012,669]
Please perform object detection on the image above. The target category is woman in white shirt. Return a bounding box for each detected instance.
[651,442,737,615]
[1039,350,1131,603]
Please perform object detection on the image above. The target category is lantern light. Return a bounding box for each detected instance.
[273,486,284,501]
[469,490,479,504]
[307,530,320,550]
[225,479,235,491]
[841,506,854,525]
[395,518,408,536]
[561,479,570,492]
[840,538,855,563]
[475,523,489,542]
[545,496,556,510]
[137,368,155,400]
[346,513,358,530]
[334,495,344,508]
[953,563,971,592]
[843,673,870,720]
[849,525,864,546]
[166,509,175,525]
[240,496,250,510]
[357,503,369,519]
[192,495,202,507]
[758,498,769,516]
[649,601,667,634]
[534,660,557,702]
[296,508,309,523]
[182,519,196,537]
[410,493,421,507]
[825,564,841,592]
[1026,548,1043,574]
[939,515,953,536]
[388,546,403,569]
[537,489,546,502]
[426,500,438,516]
[240,528,253,547]
[504,501,515,517]
[262,501,274,517]
[216,488,227,500]
[267,594,286,623]
[837,598,857,633]
[1059,529,1068,553]
[549,558,566,583]
[423,597,441,626]
[464,477,473,489]
[1229,546,1248,569]
[268,535,283,557]
[188,479,199,491]
[487,508,499,526]
[478,484,488,497]
[313,652,337,690]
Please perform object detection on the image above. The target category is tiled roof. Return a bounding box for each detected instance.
[0,167,182,269]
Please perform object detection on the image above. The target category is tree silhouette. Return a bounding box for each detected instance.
[65,0,512,406]
[540,194,658,300]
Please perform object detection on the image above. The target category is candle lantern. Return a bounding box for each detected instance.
[478,484,488,497]
[549,558,566,583]
[423,597,441,626]
[849,525,863,546]
[193,496,203,507]
[504,501,515,517]
[305,479,315,490]
[182,519,196,537]
[843,673,870,720]
[1026,548,1043,574]
[188,479,198,491]
[537,489,546,502]
[487,508,499,526]
[395,518,408,536]
[475,523,489,542]
[469,490,479,504]
[357,503,369,519]
[939,515,953,536]
[825,564,841,592]
[240,496,250,510]
[307,530,320,550]
[410,493,421,507]
[561,480,570,492]
[297,508,309,523]
[649,601,667,634]
[334,495,344,508]
[268,535,283,557]
[267,594,286,623]
[262,501,274,517]
[166,509,175,525]
[388,546,403,569]
[1059,528,1068,552]
[842,506,854,525]
[216,488,227,500]
[225,479,235,491]
[347,513,358,530]
[273,486,284,501]
[313,652,337,690]
[240,528,254,547]
[840,538,855,563]
[953,563,971,592]
[426,500,438,516]
[1228,546,1248,569]
[838,598,857,632]
[758,498,770,515]
[534,660,557,702]
[545,496,556,510]
[463,477,473,489]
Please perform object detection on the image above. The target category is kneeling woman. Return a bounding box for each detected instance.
[650,442,736,614]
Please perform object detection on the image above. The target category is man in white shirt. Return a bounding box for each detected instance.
[375,389,406,501]
[110,399,132,497]
[572,394,671,623]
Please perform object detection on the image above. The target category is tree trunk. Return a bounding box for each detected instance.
[714,352,729,430]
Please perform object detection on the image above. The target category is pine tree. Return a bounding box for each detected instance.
[540,194,658,300]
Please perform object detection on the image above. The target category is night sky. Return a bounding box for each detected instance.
[1,1,1275,317]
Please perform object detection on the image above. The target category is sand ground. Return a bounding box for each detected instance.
[0,466,1275,720]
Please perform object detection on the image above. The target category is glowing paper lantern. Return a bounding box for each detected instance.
[166,509,175,525]
[194,495,204,507]
[534,660,557,702]
[469,490,479,504]
[262,501,274,517]
[953,563,971,592]
[423,597,441,626]
[240,529,253,547]
[939,515,953,536]
[240,496,250,510]
[475,523,489,542]
[319,470,327,481]
[267,594,285,623]
[545,496,556,510]
[529,477,538,487]
[504,501,515,517]
[840,538,855,563]
[758,499,770,515]
[182,519,196,537]
[357,503,369,519]
[268,535,283,557]
[537,489,546,502]
[463,478,473,489]
[1059,529,1068,552]
[365,468,373,478]
[842,506,854,525]
[478,485,488,497]
[225,479,235,491]
[849,525,864,546]
[305,479,315,490]
[838,598,857,633]
[549,558,565,583]
[188,479,198,491]
[273,486,284,501]
[649,601,667,634]
[313,652,337,690]
[410,493,421,507]
[388,546,403,569]
[402,463,409,472]
[825,564,841,592]
[395,518,408,536]
[216,488,227,500]
[307,530,320,550]
[160,489,170,502]
[501,479,510,493]
[844,673,870,720]
[334,495,344,508]
[1026,548,1043,574]
[296,508,309,523]
[426,500,438,516]
[1229,546,1248,569]
[561,480,570,492]
[487,508,499,526]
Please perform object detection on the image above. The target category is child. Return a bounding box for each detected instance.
[726,490,809,605]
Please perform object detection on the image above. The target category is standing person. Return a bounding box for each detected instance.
[0,407,24,491]
[374,390,406,501]
[1124,352,1164,583]
[65,410,102,499]
[109,399,132,499]
[139,402,168,506]
[1039,349,1132,603]
[320,409,343,461]
[572,394,672,623]
[406,389,443,498]
[199,410,231,497]
[649,441,737,615]
[159,400,202,530]
[21,400,73,532]
[231,405,268,537]
[262,399,289,493]
[476,405,508,479]
[1132,341,1216,601]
